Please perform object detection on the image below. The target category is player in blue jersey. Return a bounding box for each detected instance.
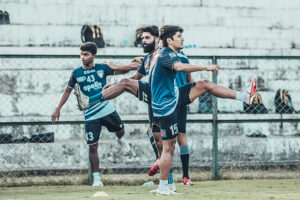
[51,42,140,187]
[150,25,256,195]
[86,27,193,189]
[90,26,164,171]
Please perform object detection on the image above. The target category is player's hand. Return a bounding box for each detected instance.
[131,56,143,64]
[51,109,60,123]
[103,83,114,90]
[206,65,220,75]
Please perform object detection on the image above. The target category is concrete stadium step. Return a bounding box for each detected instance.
[0,24,299,50]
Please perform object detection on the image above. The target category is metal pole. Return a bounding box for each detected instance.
[211,56,219,179]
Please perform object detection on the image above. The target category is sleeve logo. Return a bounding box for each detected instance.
[76,76,86,83]
[161,129,166,137]
[169,52,177,58]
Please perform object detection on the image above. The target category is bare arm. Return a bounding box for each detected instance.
[173,63,220,75]
[51,87,72,123]
[131,56,143,63]
[129,72,143,80]
[108,62,141,75]
[103,57,144,90]
[103,72,143,90]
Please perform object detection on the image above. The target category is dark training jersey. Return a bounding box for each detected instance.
[175,51,189,87]
[150,47,182,117]
[137,54,153,77]
[139,51,189,86]
[67,64,116,121]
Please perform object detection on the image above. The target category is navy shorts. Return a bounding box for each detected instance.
[85,111,124,145]
[138,80,159,130]
[178,105,187,134]
[137,80,151,104]
[155,82,194,140]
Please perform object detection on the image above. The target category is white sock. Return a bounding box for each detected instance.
[93,172,100,181]
[159,180,168,190]
[236,92,249,102]
[118,137,125,142]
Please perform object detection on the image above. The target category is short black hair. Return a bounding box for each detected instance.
[160,25,183,47]
[80,42,97,54]
[142,26,159,37]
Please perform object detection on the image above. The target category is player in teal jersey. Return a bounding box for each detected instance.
[96,26,164,168]
[51,42,140,187]
[149,25,256,195]
[84,27,194,190]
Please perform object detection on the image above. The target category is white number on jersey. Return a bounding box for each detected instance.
[170,123,178,136]
[87,75,95,83]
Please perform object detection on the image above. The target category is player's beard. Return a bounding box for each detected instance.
[143,40,155,53]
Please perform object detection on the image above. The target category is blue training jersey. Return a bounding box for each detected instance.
[150,47,182,117]
[67,63,116,121]
[137,54,152,77]
[175,51,189,87]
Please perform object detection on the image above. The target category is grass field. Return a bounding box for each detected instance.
[1,179,299,200]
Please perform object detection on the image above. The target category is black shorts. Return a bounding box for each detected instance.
[137,80,151,104]
[178,105,187,134]
[155,82,194,140]
[85,111,124,145]
[137,80,159,129]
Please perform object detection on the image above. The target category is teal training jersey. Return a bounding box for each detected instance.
[175,51,189,87]
[67,64,116,121]
[137,54,152,77]
[150,47,182,117]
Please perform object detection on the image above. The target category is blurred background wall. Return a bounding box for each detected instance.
[0,0,299,171]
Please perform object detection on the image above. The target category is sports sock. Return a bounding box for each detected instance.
[92,172,100,181]
[89,92,104,105]
[148,132,159,159]
[168,168,174,184]
[180,145,190,179]
[118,136,125,142]
[159,180,168,190]
[236,91,249,102]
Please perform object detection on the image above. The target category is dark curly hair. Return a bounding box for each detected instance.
[160,25,183,47]
[142,26,159,37]
[80,42,97,55]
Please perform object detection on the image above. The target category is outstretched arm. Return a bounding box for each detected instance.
[173,63,220,75]
[51,87,72,123]
[131,56,144,63]
[129,72,143,80]
[108,61,141,75]
[103,72,143,90]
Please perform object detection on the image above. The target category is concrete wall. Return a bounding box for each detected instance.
[0,0,300,52]
[0,0,300,172]
[1,131,299,171]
